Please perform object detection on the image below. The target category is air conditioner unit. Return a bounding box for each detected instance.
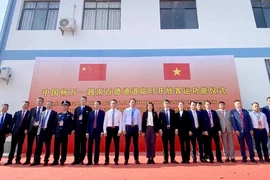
[0,67,11,84]
[58,18,76,36]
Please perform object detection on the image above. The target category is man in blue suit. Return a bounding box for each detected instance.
[231,100,257,163]
[188,101,206,163]
[4,101,30,165]
[0,104,12,162]
[86,101,105,165]
[262,97,270,130]
[201,101,223,163]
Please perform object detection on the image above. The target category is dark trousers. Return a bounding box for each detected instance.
[237,129,255,160]
[34,130,52,162]
[204,130,222,161]
[124,125,139,161]
[145,126,156,159]
[26,126,38,161]
[0,131,6,160]
[53,135,68,163]
[253,128,269,159]
[74,133,87,162]
[88,129,101,163]
[178,133,190,162]
[162,128,175,161]
[190,128,204,160]
[105,127,120,163]
[8,130,25,162]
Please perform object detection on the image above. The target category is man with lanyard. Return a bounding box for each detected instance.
[123,98,142,165]
[249,102,270,162]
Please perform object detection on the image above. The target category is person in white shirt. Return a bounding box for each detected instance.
[249,102,270,163]
[103,99,122,165]
[123,98,142,165]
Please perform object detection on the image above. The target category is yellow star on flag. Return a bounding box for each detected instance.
[173,68,181,76]
[82,67,86,71]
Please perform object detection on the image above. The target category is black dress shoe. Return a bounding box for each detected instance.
[217,160,224,163]
[163,160,169,164]
[4,161,12,166]
[201,159,208,163]
[115,162,119,165]
[124,161,128,165]
[251,159,258,163]
[265,158,270,162]
[23,161,30,165]
[225,158,230,162]
[86,162,92,166]
[16,161,21,164]
[210,160,214,163]
[50,162,59,166]
[104,162,109,165]
[94,162,99,165]
[44,162,48,166]
[193,159,197,163]
[71,161,79,165]
[185,161,190,164]
[241,159,247,163]
[171,160,179,164]
[80,161,84,165]
[30,161,40,166]
[181,161,186,164]
[60,162,65,166]
[151,160,156,164]
[231,159,236,163]
[147,159,151,164]
[135,160,140,164]
[259,158,264,163]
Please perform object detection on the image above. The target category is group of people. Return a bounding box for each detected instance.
[0,96,270,166]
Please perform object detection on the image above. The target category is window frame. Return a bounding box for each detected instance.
[251,0,270,28]
[18,1,60,30]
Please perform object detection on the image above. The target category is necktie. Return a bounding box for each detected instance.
[239,110,245,127]
[81,107,84,114]
[36,108,41,122]
[131,108,135,126]
[193,111,198,128]
[41,111,48,128]
[208,111,213,127]
[20,111,25,126]
[112,109,115,127]
[93,110,97,128]
[166,110,169,125]
[0,114,4,124]
[222,110,225,118]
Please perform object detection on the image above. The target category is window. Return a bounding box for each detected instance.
[251,0,270,28]
[19,1,60,30]
[82,0,121,30]
[265,59,270,81]
[160,0,198,29]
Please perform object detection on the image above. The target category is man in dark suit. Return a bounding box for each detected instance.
[51,100,73,166]
[159,99,178,164]
[201,101,223,163]
[72,96,92,165]
[262,97,270,129]
[0,104,12,161]
[31,101,57,166]
[231,100,257,163]
[175,102,192,163]
[86,101,105,165]
[24,97,46,165]
[4,101,30,165]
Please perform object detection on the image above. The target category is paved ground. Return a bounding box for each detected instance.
[0,152,269,180]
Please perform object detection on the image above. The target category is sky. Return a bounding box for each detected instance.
[0,0,9,32]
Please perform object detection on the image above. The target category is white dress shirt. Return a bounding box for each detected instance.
[249,111,269,133]
[122,107,142,131]
[103,108,122,134]
[179,110,183,117]
[191,110,199,128]
[42,110,51,128]
[165,108,170,125]
[147,112,154,126]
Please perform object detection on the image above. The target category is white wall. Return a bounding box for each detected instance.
[235,58,270,109]
[5,0,270,50]
[0,60,35,114]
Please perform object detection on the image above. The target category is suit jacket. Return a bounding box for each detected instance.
[201,110,221,133]
[73,105,92,135]
[262,106,270,129]
[10,110,29,135]
[216,109,233,133]
[175,110,192,135]
[142,111,160,133]
[230,108,253,133]
[37,110,57,136]
[54,112,73,137]
[26,106,46,132]
[86,109,105,135]
[159,109,176,132]
[188,110,203,132]
[0,113,12,134]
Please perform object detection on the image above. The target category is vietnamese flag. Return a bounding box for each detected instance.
[163,63,191,80]
[78,64,107,81]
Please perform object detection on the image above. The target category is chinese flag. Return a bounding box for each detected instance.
[78,64,107,81]
[163,63,191,80]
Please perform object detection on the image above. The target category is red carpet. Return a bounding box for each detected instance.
[0,151,268,180]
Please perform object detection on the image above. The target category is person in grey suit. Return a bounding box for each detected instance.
[216,101,236,163]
